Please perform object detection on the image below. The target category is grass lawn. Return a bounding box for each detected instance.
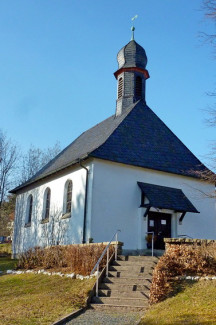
[0,245,17,274]
[0,243,11,255]
[139,280,216,325]
[0,256,17,273]
[0,273,95,325]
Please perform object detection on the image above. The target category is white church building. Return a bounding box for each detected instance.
[11,34,216,257]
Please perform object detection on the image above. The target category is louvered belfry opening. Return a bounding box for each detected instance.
[115,40,149,116]
[118,77,123,99]
[135,76,142,98]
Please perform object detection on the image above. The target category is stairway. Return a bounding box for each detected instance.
[90,255,159,312]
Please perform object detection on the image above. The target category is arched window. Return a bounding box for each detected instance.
[62,180,72,218]
[43,188,51,220]
[118,77,123,99]
[26,194,33,225]
[135,76,142,97]
[66,180,72,214]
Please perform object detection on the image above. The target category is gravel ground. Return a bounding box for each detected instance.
[65,309,142,325]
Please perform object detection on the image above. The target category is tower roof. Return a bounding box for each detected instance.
[117,40,147,69]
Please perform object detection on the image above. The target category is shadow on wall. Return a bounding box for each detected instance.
[13,173,88,256]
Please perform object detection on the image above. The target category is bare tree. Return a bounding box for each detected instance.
[0,133,2,162]
[41,208,68,247]
[20,142,61,183]
[203,0,216,18]
[0,194,16,237]
[201,0,216,48]
[0,132,18,209]
[194,1,216,187]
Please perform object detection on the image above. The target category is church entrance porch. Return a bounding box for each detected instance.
[137,181,199,252]
[147,212,171,249]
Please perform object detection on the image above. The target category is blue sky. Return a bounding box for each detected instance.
[0,0,215,167]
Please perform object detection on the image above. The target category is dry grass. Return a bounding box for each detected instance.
[0,273,95,325]
[139,280,216,325]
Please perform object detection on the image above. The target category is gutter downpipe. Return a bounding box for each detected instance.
[79,159,89,244]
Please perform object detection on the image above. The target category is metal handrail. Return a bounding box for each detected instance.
[90,229,121,297]
[146,231,154,257]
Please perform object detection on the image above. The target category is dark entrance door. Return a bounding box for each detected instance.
[148,212,171,249]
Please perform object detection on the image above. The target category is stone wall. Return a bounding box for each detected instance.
[164,237,216,249]
[64,241,124,255]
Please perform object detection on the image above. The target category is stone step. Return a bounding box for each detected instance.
[118,255,159,262]
[98,289,150,298]
[92,296,148,307]
[108,271,153,278]
[112,260,157,267]
[90,254,157,313]
[99,282,151,291]
[103,276,152,285]
[109,265,154,272]
[89,303,146,312]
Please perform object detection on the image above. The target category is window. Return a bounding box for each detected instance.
[118,77,123,99]
[25,194,33,226]
[62,180,72,219]
[43,188,51,221]
[135,76,142,97]
[66,180,72,214]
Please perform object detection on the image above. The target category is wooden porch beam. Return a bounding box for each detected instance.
[143,206,151,219]
[179,211,186,222]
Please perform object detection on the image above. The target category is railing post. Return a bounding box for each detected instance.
[106,246,109,277]
[96,264,99,297]
[90,229,121,298]
[115,232,118,261]
[152,232,154,257]
[146,231,154,257]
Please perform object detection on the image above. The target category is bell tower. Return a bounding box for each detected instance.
[114,25,150,116]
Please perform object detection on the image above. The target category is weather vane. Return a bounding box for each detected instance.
[131,15,138,40]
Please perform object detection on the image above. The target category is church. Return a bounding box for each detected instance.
[11,30,216,257]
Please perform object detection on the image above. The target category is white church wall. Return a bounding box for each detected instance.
[13,163,93,256]
[90,159,216,251]
[12,157,216,256]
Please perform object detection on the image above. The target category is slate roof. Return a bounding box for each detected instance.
[11,100,209,193]
[117,40,147,69]
[137,182,199,213]
[90,101,207,176]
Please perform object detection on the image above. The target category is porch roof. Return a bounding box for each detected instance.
[137,182,199,213]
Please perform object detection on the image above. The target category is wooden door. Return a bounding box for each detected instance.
[148,212,171,249]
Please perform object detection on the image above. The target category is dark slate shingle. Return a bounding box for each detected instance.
[11,102,137,192]
[137,182,199,213]
[117,40,147,69]
[90,101,207,177]
[11,100,209,193]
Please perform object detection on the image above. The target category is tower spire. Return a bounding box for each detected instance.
[114,20,150,117]
[131,26,135,41]
[131,15,138,40]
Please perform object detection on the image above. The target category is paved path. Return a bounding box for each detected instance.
[65,309,142,325]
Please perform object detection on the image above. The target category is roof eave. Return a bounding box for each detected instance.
[114,67,149,79]
[140,203,199,214]
[90,156,207,180]
[10,154,90,194]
